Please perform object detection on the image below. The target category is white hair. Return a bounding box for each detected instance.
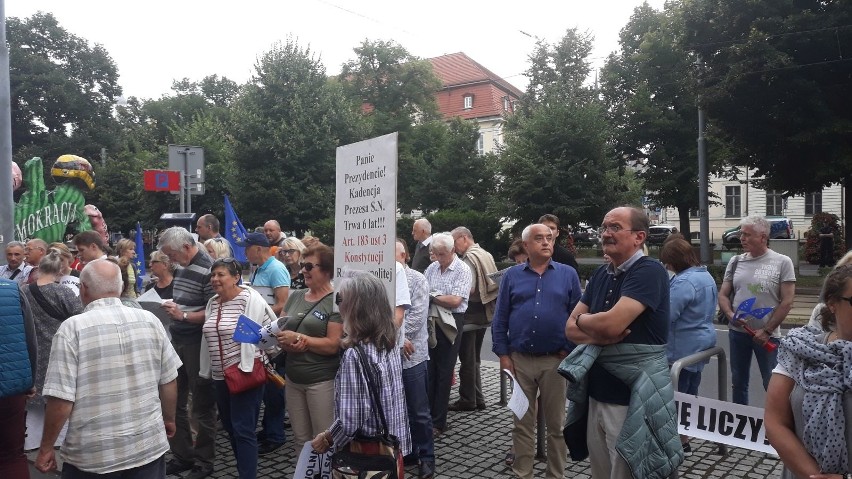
[740,216,770,236]
[521,223,547,241]
[159,226,195,251]
[415,218,432,235]
[430,233,454,252]
[80,259,123,298]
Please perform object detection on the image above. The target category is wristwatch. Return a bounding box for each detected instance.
[182,312,188,321]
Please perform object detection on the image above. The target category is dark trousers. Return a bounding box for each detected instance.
[428,313,464,430]
[820,240,834,267]
[261,360,287,445]
[0,394,28,478]
[402,361,435,464]
[215,380,264,479]
[458,326,486,407]
[169,341,217,468]
[62,455,165,478]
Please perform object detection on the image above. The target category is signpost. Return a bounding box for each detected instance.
[143,170,181,192]
[167,145,205,213]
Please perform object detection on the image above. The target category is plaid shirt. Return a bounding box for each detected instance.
[43,297,181,474]
[328,343,411,456]
[424,255,472,313]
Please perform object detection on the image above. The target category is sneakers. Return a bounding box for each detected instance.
[165,459,193,476]
[682,442,693,457]
[258,441,284,456]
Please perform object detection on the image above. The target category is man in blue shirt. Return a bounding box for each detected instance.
[492,223,581,479]
[243,232,291,456]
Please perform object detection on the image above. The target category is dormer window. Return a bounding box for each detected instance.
[463,94,473,109]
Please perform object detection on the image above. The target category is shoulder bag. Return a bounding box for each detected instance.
[28,283,71,321]
[331,345,404,479]
[216,303,266,394]
[716,255,740,325]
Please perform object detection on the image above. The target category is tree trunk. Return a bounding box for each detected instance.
[677,204,692,241]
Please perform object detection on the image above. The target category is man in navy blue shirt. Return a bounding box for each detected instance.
[565,206,670,479]
[492,223,581,479]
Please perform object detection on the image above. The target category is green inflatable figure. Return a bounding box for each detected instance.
[14,157,93,243]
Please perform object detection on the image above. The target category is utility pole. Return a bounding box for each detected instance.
[697,58,712,264]
[0,0,14,253]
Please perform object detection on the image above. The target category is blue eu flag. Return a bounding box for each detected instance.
[134,223,146,291]
[224,194,248,262]
[232,314,262,344]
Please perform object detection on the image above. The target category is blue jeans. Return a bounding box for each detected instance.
[677,369,702,396]
[214,380,264,479]
[261,361,287,444]
[62,454,165,478]
[402,361,435,464]
[729,329,779,405]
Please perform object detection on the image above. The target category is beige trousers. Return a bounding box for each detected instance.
[587,397,632,479]
[510,352,568,479]
[285,377,336,444]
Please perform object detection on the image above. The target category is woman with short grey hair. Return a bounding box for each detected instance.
[22,250,84,451]
[277,237,307,290]
[146,250,176,299]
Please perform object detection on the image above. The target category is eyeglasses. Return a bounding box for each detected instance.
[279,249,297,256]
[335,293,343,305]
[598,224,637,235]
[300,261,322,272]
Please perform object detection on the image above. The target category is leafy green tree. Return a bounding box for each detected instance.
[681,0,852,195]
[601,3,708,237]
[9,12,122,163]
[499,29,633,227]
[229,39,365,234]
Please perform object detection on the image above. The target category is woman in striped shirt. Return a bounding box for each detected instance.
[202,258,276,479]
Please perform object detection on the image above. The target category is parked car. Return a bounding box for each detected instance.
[648,224,677,245]
[722,217,794,249]
[572,225,599,246]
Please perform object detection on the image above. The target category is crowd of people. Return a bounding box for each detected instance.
[0,207,850,479]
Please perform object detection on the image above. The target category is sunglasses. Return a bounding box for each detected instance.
[300,261,322,272]
[335,292,343,305]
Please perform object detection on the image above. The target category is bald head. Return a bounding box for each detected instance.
[264,220,282,244]
[80,259,123,305]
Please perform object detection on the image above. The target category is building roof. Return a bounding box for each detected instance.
[428,52,524,98]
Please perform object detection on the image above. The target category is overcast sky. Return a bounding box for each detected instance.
[8,0,667,100]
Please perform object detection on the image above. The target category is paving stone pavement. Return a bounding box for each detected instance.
[155,362,783,478]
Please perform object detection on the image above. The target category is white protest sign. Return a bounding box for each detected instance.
[675,392,776,455]
[292,442,332,479]
[334,133,398,307]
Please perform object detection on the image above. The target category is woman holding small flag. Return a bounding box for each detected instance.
[200,258,278,479]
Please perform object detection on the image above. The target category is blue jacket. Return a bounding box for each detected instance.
[667,266,717,372]
[0,279,36,397]
[560,343,684,479]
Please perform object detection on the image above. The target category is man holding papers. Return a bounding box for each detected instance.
[491,223,581,479]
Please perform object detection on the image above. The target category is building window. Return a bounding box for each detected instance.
[689,208,700,218]
[463,95,473,110]
[476,133,484,155]
[805,191,822,216]
[725,186,741,218]
[766,190,784,216]
[503,97,510,111]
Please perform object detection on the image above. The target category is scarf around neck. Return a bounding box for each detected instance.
[777,326,852,474]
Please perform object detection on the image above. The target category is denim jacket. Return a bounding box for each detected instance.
[667,266,717,372]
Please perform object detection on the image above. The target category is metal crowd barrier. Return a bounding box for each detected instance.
[668,346,729,478]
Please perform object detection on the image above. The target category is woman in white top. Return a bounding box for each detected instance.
[202,258,277,479]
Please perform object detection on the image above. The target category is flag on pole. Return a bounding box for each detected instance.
[224,194,248,262]
[134,222,146,291]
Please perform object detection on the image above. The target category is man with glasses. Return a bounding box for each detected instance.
[24,239,48,284]
[423,233,471,438]
[158,227,216,479]
[0,241,33,284]
[718,216,795,405]
[565,207,675,479]
[492,223,581,479]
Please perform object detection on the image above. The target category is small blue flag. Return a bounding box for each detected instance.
[734,297,774,322]
[134,223,146,291]
[232,314,262,344]
[224,194,248,263]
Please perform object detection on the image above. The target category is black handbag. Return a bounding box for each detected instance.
[331,345,403,479]
[717,255,740,325]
